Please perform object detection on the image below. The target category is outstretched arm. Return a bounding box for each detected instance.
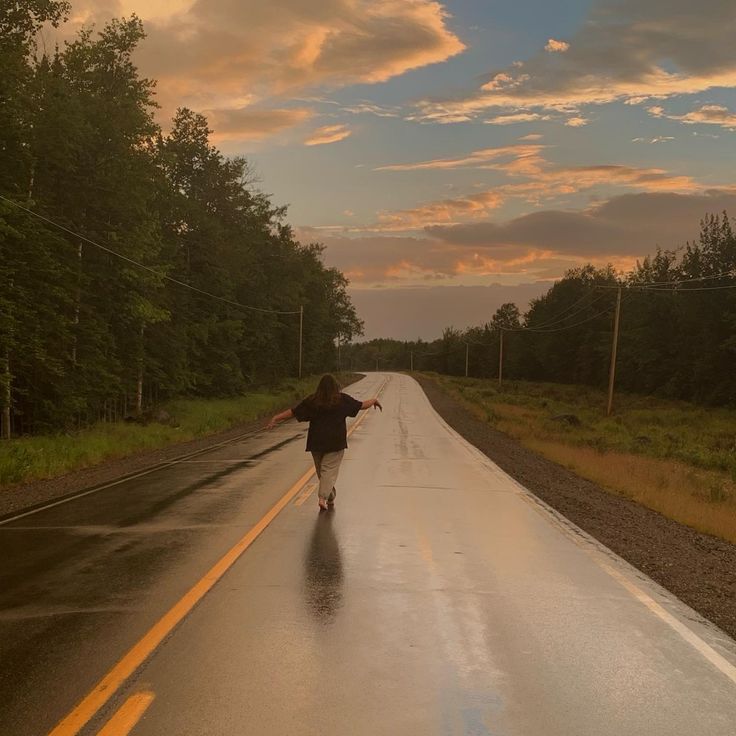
[361,398,382,411]
[267,408,294,429]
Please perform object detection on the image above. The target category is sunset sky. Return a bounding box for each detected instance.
[58,0,736,338]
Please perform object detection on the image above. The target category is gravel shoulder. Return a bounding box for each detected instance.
[415,374,736,641]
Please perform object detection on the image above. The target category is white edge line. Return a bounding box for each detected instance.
[0,432,261,527]
[407,373,736,687]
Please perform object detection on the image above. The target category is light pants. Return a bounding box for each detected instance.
[311,450,345,502]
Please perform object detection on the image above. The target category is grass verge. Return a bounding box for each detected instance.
[421,373,736,544]
[0,373,360,490]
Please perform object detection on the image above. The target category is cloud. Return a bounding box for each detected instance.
[649,103,736,129]
[306,190,736,315]
[426,190,736,257]
[565,116,589,127]
[373,191,504,231]
[519,133,544,141]
[364,162,698,231]
[342,102,402,118]
[77,0,465,120]
[315,231,550,284]
[305,124,352,146]
[375,144,547,172]
[369,145,700,229]
[545,39,570,53]
[415,0,736,122]
[484,112,551,125]
[632,136,675,144]
[205,107,312,141]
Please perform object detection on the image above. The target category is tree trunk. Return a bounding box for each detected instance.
[135,368,144,416]
[2,349,12,439]
[135,323,145,416]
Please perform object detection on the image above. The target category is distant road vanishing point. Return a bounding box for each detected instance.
[1,373,736,735]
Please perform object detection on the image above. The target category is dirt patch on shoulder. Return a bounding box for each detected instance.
[415,374,736,640]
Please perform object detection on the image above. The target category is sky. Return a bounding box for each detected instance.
[59,0,736,339]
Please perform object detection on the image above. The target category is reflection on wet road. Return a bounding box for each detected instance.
[304,514,344,625]
[2,373,736,736]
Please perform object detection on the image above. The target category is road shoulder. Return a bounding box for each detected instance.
[0,376,365,520]
[415,373,736,641]
[0,417,267,519]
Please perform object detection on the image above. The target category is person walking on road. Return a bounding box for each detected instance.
[267,374,382,511]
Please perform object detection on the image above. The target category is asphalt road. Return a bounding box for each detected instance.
[2,373,736,736]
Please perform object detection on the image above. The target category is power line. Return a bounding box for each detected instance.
[649,282,736,292]
[508,302,618,333]
[525,290,611,330]
[0,194,302,316]
[525,287,599,329]
[523,308,615,333]
[595,270,736,292]
[637,269,736,287]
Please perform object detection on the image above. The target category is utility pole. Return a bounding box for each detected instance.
[607,287,622,416]
[337,335,341,372]
[298,305,304,379]
[498,329,504,387]
[410,350,414,372]
[465,342,469,378]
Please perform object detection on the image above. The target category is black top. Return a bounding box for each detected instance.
[292,392,363,453]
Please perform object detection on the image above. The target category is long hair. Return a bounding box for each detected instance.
[311,374,341,409]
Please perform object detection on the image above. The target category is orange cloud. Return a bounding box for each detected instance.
[305,124,352,146]
[306,189,736,297]
[315,189,736,288]
[373,191,504,231]
[545,39,570,53]
[67,0,464,123]
[206,107,313,141]
[414,0,736,122]
[484,112,551,125]
[373,145,700,217]
[375,144,547,172]
[649,104,736,129]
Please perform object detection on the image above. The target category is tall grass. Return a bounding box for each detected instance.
[0,374,358,490]
[425,374,736,544]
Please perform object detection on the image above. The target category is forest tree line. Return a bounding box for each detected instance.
[0,3,362,436]
[345,214,736,406]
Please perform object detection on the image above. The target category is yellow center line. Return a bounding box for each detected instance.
[47,376,389,736]
[96,691,155,736]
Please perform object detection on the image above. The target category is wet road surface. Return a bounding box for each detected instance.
[2,373,736,735]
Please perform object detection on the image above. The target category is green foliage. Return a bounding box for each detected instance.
[346,230,736,407]
[433,375,736,476]
[0,13,361,436]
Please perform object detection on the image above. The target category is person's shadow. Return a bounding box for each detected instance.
[304,513,344,625]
